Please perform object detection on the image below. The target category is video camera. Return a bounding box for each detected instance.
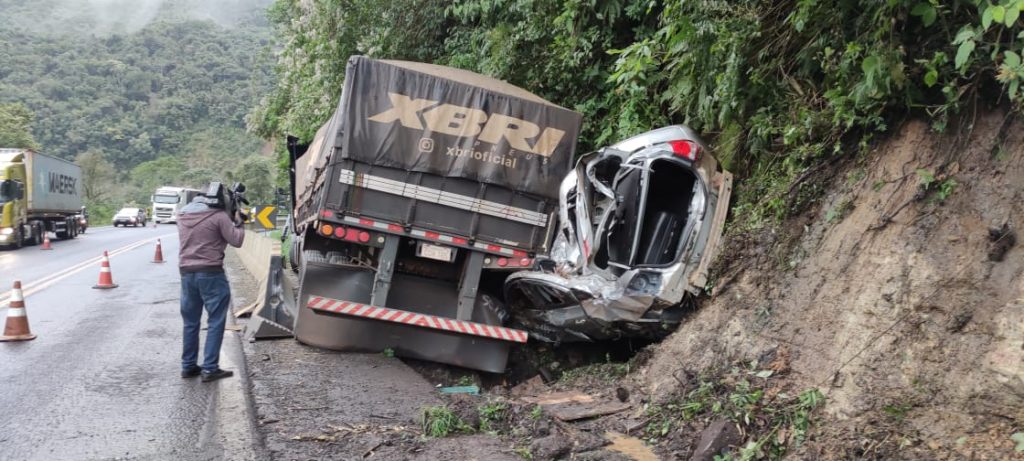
[201,182,249,224]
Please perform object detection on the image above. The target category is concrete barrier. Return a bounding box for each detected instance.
[229,230,294,339]
[233,230,281,281]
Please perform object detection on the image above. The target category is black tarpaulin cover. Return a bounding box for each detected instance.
[336,56,582,199]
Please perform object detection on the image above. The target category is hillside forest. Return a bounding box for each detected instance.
[0,0,274,222]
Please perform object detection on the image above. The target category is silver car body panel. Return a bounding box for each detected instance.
[505,125,733,342]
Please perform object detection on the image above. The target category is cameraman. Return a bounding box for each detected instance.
[176,185,245,382]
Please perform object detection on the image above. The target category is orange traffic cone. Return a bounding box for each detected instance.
[1,281,37,342]
[152,239,165,263]
[92,251,119,289]
[40,234,53,250]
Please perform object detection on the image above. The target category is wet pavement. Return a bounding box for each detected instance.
[0,232,262,460]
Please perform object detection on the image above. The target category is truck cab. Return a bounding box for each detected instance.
[152,186,201,224]
[0,160,28,247]
[0,149,82,248]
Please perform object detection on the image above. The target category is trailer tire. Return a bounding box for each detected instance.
[289,238,301,272]
[11,227,22,249]
[31,223,44,245]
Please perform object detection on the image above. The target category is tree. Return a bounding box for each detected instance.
[75,149,117,201]
[0,103,40,149]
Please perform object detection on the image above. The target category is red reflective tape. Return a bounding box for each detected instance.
[388,224,403,232]
[425,231,440,240]
[452,237,467,245]
[359,218,374,226]
[306,296,528,343]
[512,250,527,258]
[487,244,501,252]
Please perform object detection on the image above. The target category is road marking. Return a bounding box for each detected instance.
[0,233,176,303]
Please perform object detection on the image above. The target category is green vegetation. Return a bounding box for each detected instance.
[0,1,273,222]
[421,405,473,438]
[0,102,38,149]
[478,401,508,435]
[643,364,824,460]
[254,0,1024,230]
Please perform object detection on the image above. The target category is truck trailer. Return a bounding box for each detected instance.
[0,149,84,248]
[289,57,582,372]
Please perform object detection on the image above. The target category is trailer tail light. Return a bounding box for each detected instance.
[668,140,700,161]
[518,258,532,267]
[320,223,334,236]
[497,258,509,267]
[334,227,347,238]
[358,231,370,243]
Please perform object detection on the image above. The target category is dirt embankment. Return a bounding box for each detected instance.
[639,112,1023,458]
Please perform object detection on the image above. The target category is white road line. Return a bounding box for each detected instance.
[0,233,176,303]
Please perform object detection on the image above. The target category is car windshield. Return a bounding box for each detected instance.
[153,194,179,204]
[116,208,139,217]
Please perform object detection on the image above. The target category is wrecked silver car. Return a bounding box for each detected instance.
[505,125,733,342]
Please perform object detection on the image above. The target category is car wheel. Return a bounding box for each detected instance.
[12,227,22,249]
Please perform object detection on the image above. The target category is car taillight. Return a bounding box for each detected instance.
[668,140,700,161]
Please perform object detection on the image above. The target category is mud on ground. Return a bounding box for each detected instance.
[636,112,1024,459]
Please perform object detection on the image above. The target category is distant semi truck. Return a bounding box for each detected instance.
[151,186,201,223]
[0,149,84,248]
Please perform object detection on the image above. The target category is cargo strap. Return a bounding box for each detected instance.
[307,295,529,343]
[338,169,549,227]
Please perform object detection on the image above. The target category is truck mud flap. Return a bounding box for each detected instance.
[293,260,523,373]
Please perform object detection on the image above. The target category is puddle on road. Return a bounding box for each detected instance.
[605,431,659,461]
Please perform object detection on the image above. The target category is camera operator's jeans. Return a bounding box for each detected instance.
[180,271,231,373]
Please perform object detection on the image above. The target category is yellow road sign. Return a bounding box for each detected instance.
[255,206,277,230]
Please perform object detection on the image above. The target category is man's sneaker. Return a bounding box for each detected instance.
[181,366,202,378]
[201,369,234,382]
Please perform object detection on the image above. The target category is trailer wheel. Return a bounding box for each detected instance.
[11,227,22,249]
[31,223,44,245]
[289,238,301,273]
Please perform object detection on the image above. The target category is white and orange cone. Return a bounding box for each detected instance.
[152,239,165,264]
[40,234,53,250]
[1,281,37,342]
[92,251,119,289]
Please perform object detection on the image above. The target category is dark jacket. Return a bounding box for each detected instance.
[177,201,244,272]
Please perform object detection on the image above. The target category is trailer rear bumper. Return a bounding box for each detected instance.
[307,295,528,343]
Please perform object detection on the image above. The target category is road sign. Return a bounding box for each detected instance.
[255,206,277,230]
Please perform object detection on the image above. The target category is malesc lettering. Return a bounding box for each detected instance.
[48,172,77,195]
[368,92,566,157]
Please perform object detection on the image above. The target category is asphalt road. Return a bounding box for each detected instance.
[0,224,262,460]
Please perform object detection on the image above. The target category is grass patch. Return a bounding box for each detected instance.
[478,401,509,435]
[558,358,630,385]
[421,406,473,438]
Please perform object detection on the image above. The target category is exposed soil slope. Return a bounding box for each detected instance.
[640,112,1023,458]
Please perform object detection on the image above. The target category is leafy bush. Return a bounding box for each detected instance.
[254,0,1023,227]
